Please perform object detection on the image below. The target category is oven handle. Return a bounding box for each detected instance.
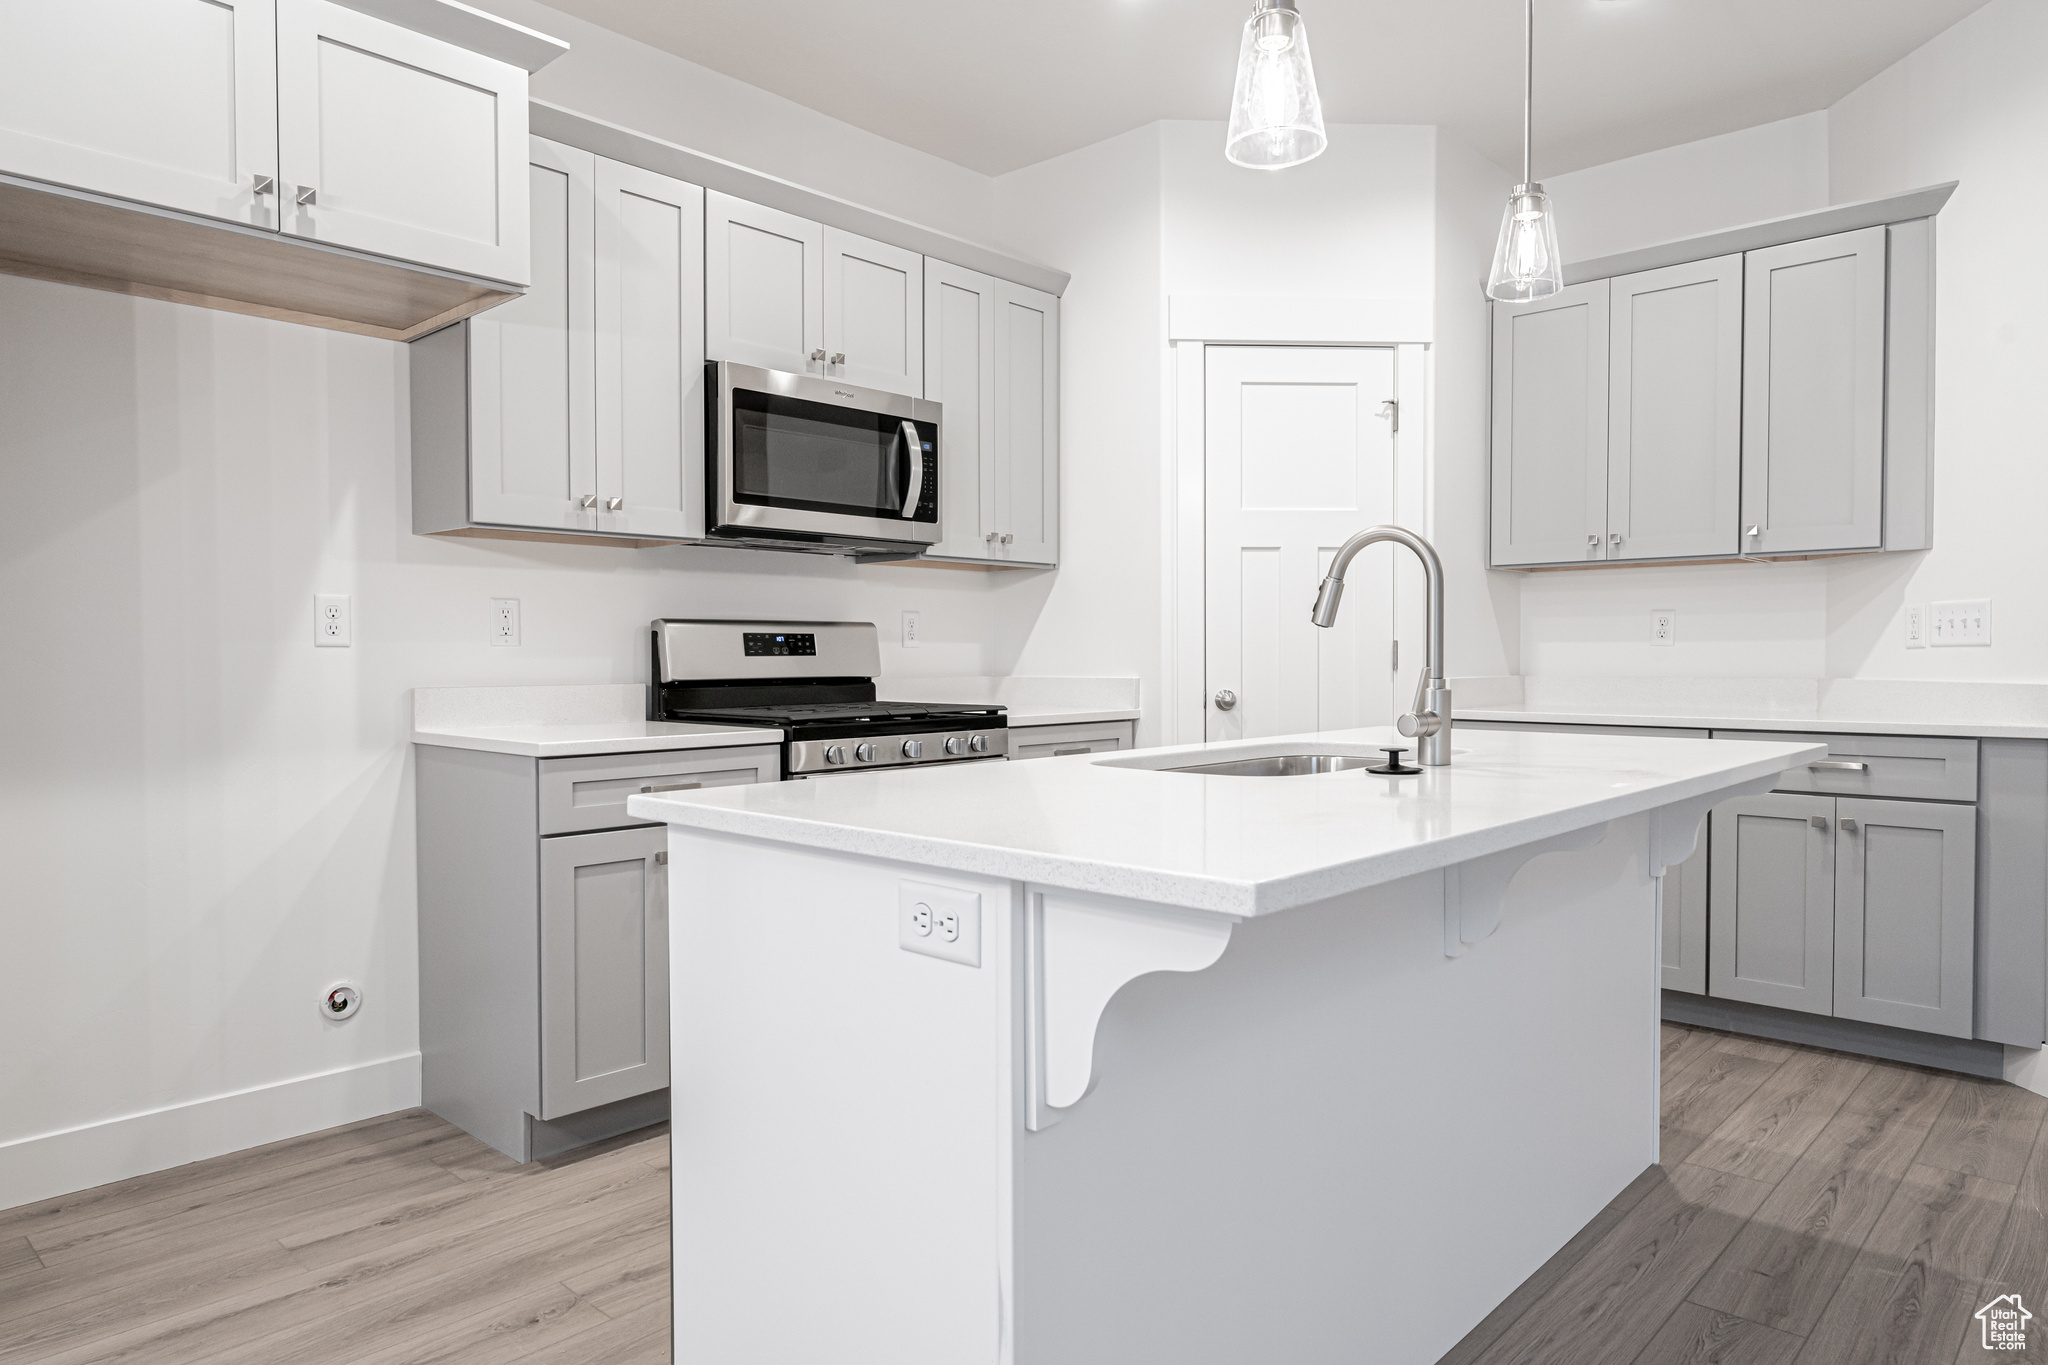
[899,420,923,519]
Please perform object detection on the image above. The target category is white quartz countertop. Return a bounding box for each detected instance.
[412,719,784,758]
[1450,676,2048,740]
[877,675,1141,729]
[629,727,1824,917]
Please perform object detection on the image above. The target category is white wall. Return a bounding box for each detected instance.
[1825,0,2048,683]
[1543,113,1829,263]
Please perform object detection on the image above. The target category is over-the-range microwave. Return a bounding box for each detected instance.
[704,361,940,556]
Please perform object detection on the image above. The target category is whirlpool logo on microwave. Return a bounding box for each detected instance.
[833,390,856,398]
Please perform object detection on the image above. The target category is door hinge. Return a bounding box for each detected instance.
[1378,399,1399,433]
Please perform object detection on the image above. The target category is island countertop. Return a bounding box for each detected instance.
[629,727,1825,915]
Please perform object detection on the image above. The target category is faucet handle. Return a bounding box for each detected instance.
[1398,667,1445,739]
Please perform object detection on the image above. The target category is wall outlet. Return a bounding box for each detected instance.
[1930,599,1991,647]
[899,879,980,967]
[315,595,351,647]
[1650,609,1676,646]
[490,598,520,647]
[1905,604,1927,649]
[902,610,921,648]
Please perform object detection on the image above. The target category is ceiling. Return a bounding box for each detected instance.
[539,0,1988,178]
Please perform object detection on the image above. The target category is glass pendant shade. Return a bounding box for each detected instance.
[1487,182,1564,302]
[1224,1,1327,170]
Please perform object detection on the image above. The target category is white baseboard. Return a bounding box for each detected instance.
[2007,1044,2048,1100]
[0,1052,422,1212]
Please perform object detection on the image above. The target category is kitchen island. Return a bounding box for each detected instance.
[628,725,1824,1364]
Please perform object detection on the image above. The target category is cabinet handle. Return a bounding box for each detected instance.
[607,497,623,511]
[294,185,317,206]
[1840,818,1859,834]
[252,174,275,196]
[640,781,702,794]
[580,494,598,509]
[1809,814,1830,831]
[1053,747,1093,757]
[810,349,827,362]
[1808,760,1869,772]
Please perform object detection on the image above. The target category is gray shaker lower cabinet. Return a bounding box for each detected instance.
[416,741,778,1161]
[1008,719,1136,760]
[1709,793,1838,1015]
[1833,797,1976,1038]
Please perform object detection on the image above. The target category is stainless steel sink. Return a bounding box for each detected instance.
[1165,753,1381,777]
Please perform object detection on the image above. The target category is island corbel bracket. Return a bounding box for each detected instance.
[1443,823,1610,957]
[1647,775,1781,880]
[1024,888,1238,1132]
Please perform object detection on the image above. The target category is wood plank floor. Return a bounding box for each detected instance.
[1,1024,2040,1364]
[1443,1022,2048,1365]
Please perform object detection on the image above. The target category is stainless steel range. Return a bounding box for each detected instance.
[649,619,1006,778]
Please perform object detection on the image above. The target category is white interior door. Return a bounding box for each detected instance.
[1205,347,1397,743]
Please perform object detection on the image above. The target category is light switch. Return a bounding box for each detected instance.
[899,879,980,967]
[1930,599,1991,647]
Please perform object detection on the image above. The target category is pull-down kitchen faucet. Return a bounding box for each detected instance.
[1310,525,1452,766]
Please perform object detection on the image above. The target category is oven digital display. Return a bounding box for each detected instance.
[743,632,817,657]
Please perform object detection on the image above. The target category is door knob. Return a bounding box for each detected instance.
[1214,689,1237,711]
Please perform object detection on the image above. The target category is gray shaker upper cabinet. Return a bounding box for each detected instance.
[1489,279,1609,567]
[1607,254,1743,561]
[1740,227,1888,555]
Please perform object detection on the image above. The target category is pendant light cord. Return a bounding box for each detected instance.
[1522,0,1533,184]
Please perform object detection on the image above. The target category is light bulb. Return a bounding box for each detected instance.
[1224,1,1326,170]
[1486,183,1564,302]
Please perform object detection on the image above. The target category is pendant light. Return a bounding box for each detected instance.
[1486,0,1564,301]
[1224,0,1327,170]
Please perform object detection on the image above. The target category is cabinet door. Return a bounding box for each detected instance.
[1662,835,1708,995]
[0,0,277,229]
[275,0,529,284]
[822,227,923,397]
[922,260,998,560]
[990,281,1060,565]
[1489,280,1610,566]
[1708,793,1835,1015]
[467,137,596,533]
[1607,255,1742,561]
[1833,798,1975,1038]
[1009,721,1134,761]
[539,826,668,1119]
[705,190,822,375]
[594,158,705,541]
[1741,227,1887,554]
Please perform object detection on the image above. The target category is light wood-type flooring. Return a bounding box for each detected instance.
[1444,1021,2048,1365]
[2,1024,2042,1364]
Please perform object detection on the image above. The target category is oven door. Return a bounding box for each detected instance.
[711,361,941,546]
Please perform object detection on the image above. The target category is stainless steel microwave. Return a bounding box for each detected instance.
[705,361,940,555]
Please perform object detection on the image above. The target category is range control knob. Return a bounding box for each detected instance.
[968,734,989,753]
[901,739,925,760]
[823,745,848,765]
[854,743,878,763]
[944,736,967,755]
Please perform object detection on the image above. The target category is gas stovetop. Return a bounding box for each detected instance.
[649,618,1009,776]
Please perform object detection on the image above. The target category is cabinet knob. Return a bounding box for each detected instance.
[1746,525,1761,539]
[252,174,275,196]
[579,494,598,509]
[607,497,623,511]
[1610,532,1623,547]
[1001,533,1014,544]
[1587,533,1598,547]
[294,185,317,206]
[810,349,828,362]
[830,352,846,365]
[986,531,998,543]
[1840,817,1859,833]
[1810,814,1830,831]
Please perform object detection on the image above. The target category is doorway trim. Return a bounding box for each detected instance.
[1163,338,1430,748]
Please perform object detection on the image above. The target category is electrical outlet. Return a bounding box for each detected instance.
[1905,604,1927,649]
[1650,609,1676,646]
[315,595,351,647]
[1930,599,1991,647]
[899,879,980,967]
[490,598,520,647]
[902,610,921,648]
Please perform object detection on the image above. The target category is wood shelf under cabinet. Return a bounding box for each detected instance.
[0,175,519,341]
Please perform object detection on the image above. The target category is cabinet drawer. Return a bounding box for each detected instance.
[1009,720,1135,761]
[1713,731,1976,803]
[538,746,778,834]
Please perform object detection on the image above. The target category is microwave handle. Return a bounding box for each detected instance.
[898,420,923,519]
